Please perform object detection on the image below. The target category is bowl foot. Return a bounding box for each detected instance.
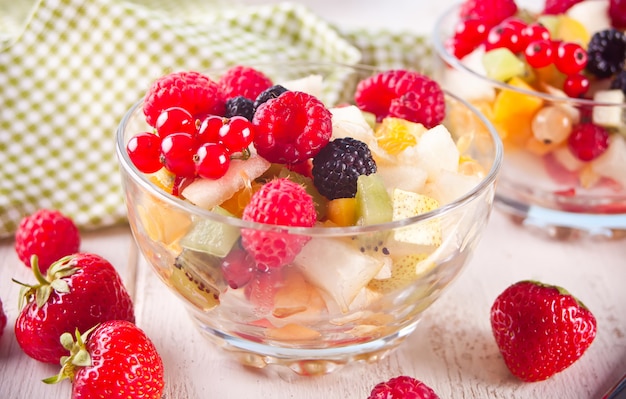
[495,194,626,240]
[190,316,419,376]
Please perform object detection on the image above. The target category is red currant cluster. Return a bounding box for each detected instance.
[452,16,590,98]
[126,106,254,181]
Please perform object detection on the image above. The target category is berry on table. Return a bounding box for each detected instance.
[585,29,626,79]
[0,297,6,338]
[241,178,317,270]
[13,253,135,364]
[14,209,81,273]
[252,91,332,165]
[218,65,273,101]
[143,70,225,127]
[568,122,610,161]
[490,280,596,382]
[311,137,377,200]
[368,375,441,399]
[45,320,165,399]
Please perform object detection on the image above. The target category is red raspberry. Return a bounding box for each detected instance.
[368,376,440,399]
[218,65,274,101]
[355,70,445,128]
[610,0,626,29]
[544,0,584,14]
[252,91,332,165]
[14,209,81,273]
[241,178,317,271]
[143,71,225,127]
[0,297,7,338]
[458,0,517,28]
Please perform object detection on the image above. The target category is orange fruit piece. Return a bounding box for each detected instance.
[374,117,427,155]
[326,197,357,226]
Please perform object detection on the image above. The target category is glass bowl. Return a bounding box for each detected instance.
[432,1,626,239]
[116,62,502,376]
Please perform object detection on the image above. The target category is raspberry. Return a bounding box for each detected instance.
[458,0,517,28]
[252,91,332,165]
[610,70,626,95]
[241,178,317,270]
[14,209,81,273]
[368,376,440,399]
[585,29,626,79]
[568,123,610,161]
[609,0,626,29]
[218,65,273,101]
[143,71,225,127]
[312,137,377,200]
[543,0,584,14]
[224,96,255,121]
[355,70,445,128]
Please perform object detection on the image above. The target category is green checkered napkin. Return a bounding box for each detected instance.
[0,0,431,238]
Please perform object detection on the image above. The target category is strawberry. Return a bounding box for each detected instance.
[45,320,164,399]
[368,375,440,399]
[241,178,317,270]
[490,280,597,382]
[13,253,135,364]
[14,209,81,274]
[0,297,7,338]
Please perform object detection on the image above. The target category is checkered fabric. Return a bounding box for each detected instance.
[0,0,431,237]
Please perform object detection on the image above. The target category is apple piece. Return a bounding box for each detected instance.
[376,164,428,194]
[566,0,611,40]
[401,125,459,180]
[179,206,240,257]
[280,74,323,98]
[422,169,481,205]
[392,189,442,247]
[368,254,433,294]
[440,46,496,102]
[592,89,625,130]
[182,154,271,209]
[294,237,384,312]
[552,146,584,172]
[591,134,626,188]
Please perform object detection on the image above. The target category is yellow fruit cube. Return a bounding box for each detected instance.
[326,197,357,227]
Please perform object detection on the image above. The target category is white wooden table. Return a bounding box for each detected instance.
[1,1,625,398]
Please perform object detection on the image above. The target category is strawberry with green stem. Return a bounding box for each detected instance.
[13,253,135,364]
[45,320,165,399]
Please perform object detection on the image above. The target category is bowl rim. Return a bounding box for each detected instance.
[115,61,503,235]
[431,3,626,107]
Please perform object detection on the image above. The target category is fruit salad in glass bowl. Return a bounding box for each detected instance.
[432,0,626,239]
[116,62,502,375]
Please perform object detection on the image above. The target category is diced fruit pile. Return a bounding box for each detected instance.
[7,209,165,398]
[444,0,626,192]
[125,65,489,337]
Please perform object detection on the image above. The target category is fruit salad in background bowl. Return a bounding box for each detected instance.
[116,62,502,376]
[432,0,626,239]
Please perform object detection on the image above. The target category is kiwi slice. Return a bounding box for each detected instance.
[179,206,240,258]
[169,249,225,311]
[355,174,393,226]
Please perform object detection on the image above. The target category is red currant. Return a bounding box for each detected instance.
[195,142,230,179]
[568,123,609,161]
[218,116,255,153]
[155,107,197,138]
[520,23,551,49]
[554,42,587,75]
[126,132,163,173]
[452,18,489,58]
[160,132,197,177]
[524,40,554,68]
[485,19,526,53]
[220,246,255,289]
[197,115,224,144]
[563,73,590,98]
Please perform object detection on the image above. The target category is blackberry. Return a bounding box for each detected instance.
[312,137,377,200]
[610,70,626,95]
[254,84,288,110]
[585,29,626,79]
[224,96,255,121]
